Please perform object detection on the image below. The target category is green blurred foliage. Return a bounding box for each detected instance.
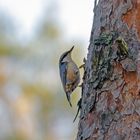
[0,5,85,140]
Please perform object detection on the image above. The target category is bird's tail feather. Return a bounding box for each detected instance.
[66,93,72,107]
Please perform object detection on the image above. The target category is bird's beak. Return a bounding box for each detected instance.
[68,46,74,53]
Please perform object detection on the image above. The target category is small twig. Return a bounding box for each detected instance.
[73,98,82,122]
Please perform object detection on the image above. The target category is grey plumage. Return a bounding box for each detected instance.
[59,46,80,107]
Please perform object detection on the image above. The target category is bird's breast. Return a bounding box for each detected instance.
[67,63,78,82]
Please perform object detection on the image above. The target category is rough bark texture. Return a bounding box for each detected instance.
[76,0,140,140]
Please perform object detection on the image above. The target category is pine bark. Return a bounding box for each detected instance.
[76,0,140,140]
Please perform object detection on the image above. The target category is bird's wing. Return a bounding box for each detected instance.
[59,62,67,90]
[59,62,72,107]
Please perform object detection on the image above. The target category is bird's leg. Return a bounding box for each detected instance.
[79,64,85,69]
[79,58,86,69]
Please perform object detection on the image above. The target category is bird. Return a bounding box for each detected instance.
[59,46,80,107]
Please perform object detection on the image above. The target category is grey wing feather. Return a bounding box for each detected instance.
[59,62,67,90]
[59,62,72,107]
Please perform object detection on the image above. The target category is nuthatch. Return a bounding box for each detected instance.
[59,46,80,107]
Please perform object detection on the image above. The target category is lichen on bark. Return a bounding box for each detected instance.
[76,0,140,140]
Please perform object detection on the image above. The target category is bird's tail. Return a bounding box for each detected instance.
[66,93,72,107]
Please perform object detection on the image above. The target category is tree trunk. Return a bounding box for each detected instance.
[76,0,140,140]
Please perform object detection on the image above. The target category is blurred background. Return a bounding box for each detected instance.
[0,0,93,140]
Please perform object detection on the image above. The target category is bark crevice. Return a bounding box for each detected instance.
[76,0,140,140]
